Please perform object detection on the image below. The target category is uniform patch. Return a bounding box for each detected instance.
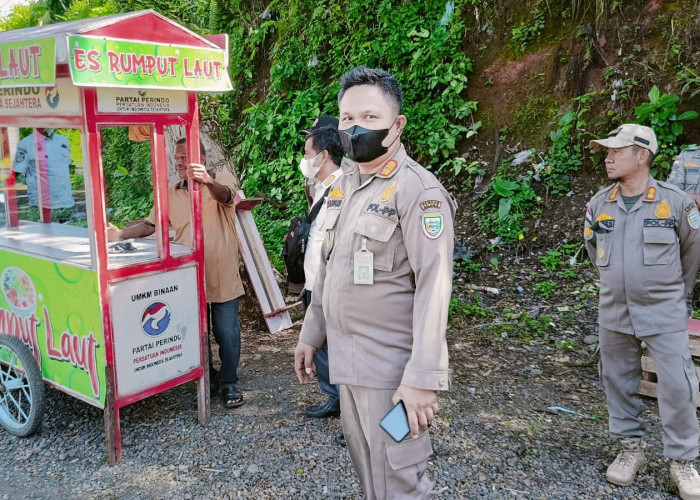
[421,200,443,211]
[422,212,444,239]
[645,187,657,201]
[328,186,345,199]
[654,199,671,219]
[688,210,700,230]
[378,160,398,178]
[643,219,675,228]
[685,163,699,168]
[594,212,614,223]
[322,174,336,186]
[584,224,593,240]
[608,187,619,200]
[378,180,398,203]
[686,203,696,213]
[599,220,615,229]
[366,203,397,218]
[327,199,343,209]
[597,247,605,261]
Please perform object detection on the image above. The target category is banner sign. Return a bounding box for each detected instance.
[0,77,80,116]
[97,87,188,114]
[0,251,105,407]
[110,266,201,397]
[0,38,56,88]
[67,35,232,92]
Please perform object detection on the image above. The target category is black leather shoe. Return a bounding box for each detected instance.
[337,432,346,447]
[305,397,341,418]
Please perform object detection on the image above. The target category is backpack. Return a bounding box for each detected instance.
[282,186,331,289]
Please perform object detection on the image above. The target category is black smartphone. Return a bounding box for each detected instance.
[379,401,410,443]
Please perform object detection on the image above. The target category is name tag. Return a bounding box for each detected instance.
[643,219,675,228]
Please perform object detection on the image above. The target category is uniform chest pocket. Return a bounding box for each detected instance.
[353,215,398,271]
[323,209,342,259]
[595,232,612,267]
[642,227,677,265]
[686,169,700,190]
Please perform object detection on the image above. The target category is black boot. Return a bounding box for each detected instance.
[305,396,340,418]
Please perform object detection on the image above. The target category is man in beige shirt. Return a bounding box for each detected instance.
[294,67,455,499]
[585,124,700,499]
[108,138,245,408]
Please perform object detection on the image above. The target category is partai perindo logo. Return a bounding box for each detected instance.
[141,301,171,337]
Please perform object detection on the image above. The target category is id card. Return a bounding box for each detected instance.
[354,237,374,285]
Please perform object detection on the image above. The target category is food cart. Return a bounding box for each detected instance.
[0,10,233,465]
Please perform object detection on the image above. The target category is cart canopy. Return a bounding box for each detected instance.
[0,10,231,92]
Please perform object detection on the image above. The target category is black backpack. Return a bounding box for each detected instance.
[282,186,331,288]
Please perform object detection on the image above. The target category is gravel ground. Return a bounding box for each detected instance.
[0,319,690,499]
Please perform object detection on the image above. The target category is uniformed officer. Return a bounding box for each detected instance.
[585,123,700,500]
[14,128,75,213]
[667,145,700,208]
[294,67,455,499]
[299,116,344,420]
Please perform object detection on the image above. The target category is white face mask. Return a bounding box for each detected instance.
[299,152,322,179]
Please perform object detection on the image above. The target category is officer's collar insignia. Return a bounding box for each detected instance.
[644,186,657,201]
[328,186,345,199]
[654,199,671,219]
[377,160,398,178]
[607,187,619,200]
[378,180,398,203]
[323,174,336,186]
[595,212,614,222]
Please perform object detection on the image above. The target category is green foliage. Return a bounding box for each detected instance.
[539,250,562,271]
[534,281,557,299]
[510,8,545,55]
[479,174,539,244]
[205,0,479,266]
[544,104,588,196]
[634,85,699,176]
[449,295,492,320]
[678,65,700,100]
[454,258,481,276]
[101,128,154,225]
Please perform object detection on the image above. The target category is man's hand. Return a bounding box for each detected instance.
[294,341,317,384]
[392,385,438,438]
[107,222,122,242]
[188,162,213,184]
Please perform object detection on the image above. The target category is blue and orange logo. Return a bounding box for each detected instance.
[141,301,171,337]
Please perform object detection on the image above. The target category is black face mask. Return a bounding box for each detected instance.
[340,123,397,163]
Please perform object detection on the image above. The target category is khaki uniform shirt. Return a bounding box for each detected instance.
[584,177,700,336]
[304,168,344,291]
[667,147,700,193]
[300,145,456,391]
[146,171,244,303]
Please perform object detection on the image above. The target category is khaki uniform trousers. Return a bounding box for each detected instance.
[599,327,699,459]
[340,385,433,500]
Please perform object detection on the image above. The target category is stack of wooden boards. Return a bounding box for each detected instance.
[638,319,700,407]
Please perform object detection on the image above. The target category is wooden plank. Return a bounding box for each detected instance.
[639,354,700,408]
[234,195,292,334]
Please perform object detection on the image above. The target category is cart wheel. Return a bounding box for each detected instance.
[0,335,44,437]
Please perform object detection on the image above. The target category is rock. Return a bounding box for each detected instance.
[583,335,599,345]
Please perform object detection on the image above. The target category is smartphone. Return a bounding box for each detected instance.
[379,401,410,443]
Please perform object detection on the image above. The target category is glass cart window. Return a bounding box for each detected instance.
[0,127,92,268]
